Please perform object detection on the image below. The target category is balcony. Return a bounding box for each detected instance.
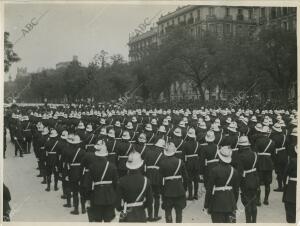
[237,14,244,21]
[206,15,217,21]
[187,17,194,24]
[223,15,233,21]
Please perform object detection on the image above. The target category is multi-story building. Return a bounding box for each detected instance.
[128,5,297,101]
[128,27,158,62]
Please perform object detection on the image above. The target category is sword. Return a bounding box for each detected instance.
[15,138,25,153]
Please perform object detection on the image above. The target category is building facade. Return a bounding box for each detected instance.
[128,5,297,101]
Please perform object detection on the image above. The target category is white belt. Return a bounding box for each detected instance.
[23,129,31,131]
[70,163,80,166]
[243,168,256,177]
[47,152,56,155]
[85,144,94,149]
[126,201,144,208]
[146,166,159,169]
[275,147,285,154]
[93,181,112,185]
[205,159,219,166]
[175,150,182,154]
[118,155,128,160]
[84,169,89,172]
[108,152,116,155]
[163,175,182,185]
[92,181,113,190]
[212,185,232,194]
[185,154,198,161]
[40,147,45,149]
[257,152,271,156]
[232,148,238,151]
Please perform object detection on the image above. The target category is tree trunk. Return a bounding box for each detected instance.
[197,84,205,102]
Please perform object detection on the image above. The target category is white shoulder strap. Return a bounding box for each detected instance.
[252,152,257,169]
[135,177,147,202]
[49,140,59,152]
[100,161,109,182]
[194,141,199,154]
[154,152,163,166]
[125,143,132,155]
[174,159,182,176]
[263,140,272,153]
[281,135,286,148]
[72,148,81,163]
[112,140,117,152]
[225,166,234,186]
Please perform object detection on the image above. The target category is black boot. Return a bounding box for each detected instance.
[256,189,261,206]
[45,184,50,191]
[71,208,79,215]
[81,198,86,214]
[193,181,199,200]
[264,185,270,205]
[54,182,58,191]
[63,197,71,208]
[274,178,283,192]
[147,205,154,222]
[41,177,47,184]
[153,197,161,222]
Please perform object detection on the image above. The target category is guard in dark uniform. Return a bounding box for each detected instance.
[282,128,297,223]
[236,136,259,223]
[199,130,219,189]
[270,123,287,192]
[45,129,60,191]
[88,141,118,222]
[253,126,275,206]
[182,128,200,200]
[115,131,133,177]
[66,134,85,215]
[116,151,153,222]
[39,127,50,184]
[169,128,184,160]
[159,142,188,223]
[204,146,239,223]
[106,128,117,165]
[143,138,164,221]
[22,115,32,154]
[57,130,69,199]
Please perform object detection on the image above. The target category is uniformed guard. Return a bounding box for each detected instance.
[115,131,133,177]
[116,151,153,222]
[88,141,118,222]
[204,145,239,223]
[106,128,117,165]
[45,129,60,191]
[270,123,288,192]
[169,128,184,160]
[182,128,200,200]
[159,142,188,223]
[236,136,259,223]
[254,126,275,206]
[66,134,85,215]
[143,138,164,221]
[22,115,32,154]
[199,130,219,189]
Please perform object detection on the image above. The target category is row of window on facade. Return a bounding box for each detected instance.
[158,7,295,33]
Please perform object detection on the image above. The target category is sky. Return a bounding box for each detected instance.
[4,3,180,81]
